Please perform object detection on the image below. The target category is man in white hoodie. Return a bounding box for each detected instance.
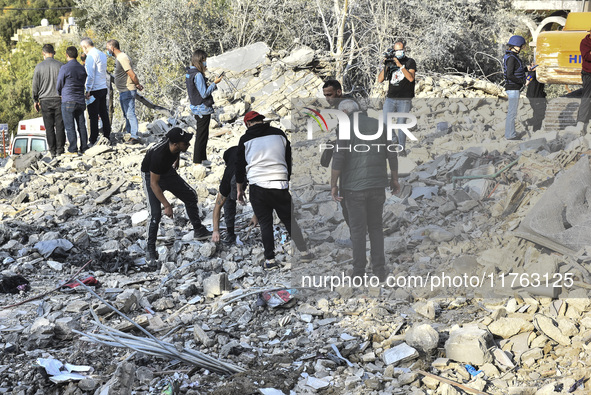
[236,111,313,269]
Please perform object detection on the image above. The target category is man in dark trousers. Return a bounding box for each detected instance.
[321,79,351,246]
[56,46,88,155]
[577,29,591,133]
[236,111,312,269]
[141,127,211,265]
[32,44,65,157]
[211,146,257,245]
[80,37,112,145]
[526,69,546,132]
[331,100,400,282]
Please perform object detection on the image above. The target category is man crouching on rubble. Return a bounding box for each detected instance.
[141,127,211,267]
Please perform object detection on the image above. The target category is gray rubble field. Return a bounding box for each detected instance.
[0,44,590,394]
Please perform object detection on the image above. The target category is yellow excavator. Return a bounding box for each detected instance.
[536,12,590,85]
[532,12,590,129]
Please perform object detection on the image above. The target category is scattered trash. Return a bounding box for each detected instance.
[61,275,99,289]
[34,239,73,258]
[0,275,30,294]
[465,364,483,377]
[568,377,585,393]
[257,289,297,308]
[37,357,92,383]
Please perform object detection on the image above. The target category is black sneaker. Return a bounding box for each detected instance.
[262,259,280,270]
[195,226,212,241]
[299,252,315,263]
[129,138,141,145]
[222,233,237,245]
[147,249,159,270]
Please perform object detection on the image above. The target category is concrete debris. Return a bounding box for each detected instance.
[0,40,590,395]
[445,326,493,365]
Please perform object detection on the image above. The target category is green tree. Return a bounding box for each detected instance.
[0,39,43,134]
[0,0,76,45]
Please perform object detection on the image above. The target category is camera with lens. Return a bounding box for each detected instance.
[383,48,400,82]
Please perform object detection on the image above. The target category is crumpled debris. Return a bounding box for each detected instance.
[61,275,99,289]
[465,364,483,377]
[154,372,198,394]
[257,289,297,308]
[34,239,73,258]
[37,357,92,383]
[0,275,30,294]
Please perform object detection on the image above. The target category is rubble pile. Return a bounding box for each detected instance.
[0,42,590,394]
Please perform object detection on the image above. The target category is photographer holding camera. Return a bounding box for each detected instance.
[377,41,416,155]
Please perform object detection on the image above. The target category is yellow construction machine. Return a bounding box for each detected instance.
[536,12,591,84]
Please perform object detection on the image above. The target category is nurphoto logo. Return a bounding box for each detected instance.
[304,108,418,153]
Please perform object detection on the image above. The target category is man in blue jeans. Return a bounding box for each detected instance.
[377,41,416,155]
[107,39,144,144]
[56,46,88,155]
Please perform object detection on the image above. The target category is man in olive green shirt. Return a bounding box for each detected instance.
[106,39,143,144]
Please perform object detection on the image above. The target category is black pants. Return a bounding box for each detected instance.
[528,98,547,131]
[578,71,591,125]
[223,176,237,231]
[193,114,210,163]
[142,170,203,250]
[223,198,237,231]
[249,184,307,259]
[40,98,65,156]
[344,188,386,274]
[88,88,111,143]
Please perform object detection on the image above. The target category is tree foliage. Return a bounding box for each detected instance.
[0,39,42,133]
[71,0,523,101]
[0,0,78,45]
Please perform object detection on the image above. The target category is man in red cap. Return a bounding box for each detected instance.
[236,111,312,269]
[141,127,211,268]
[577,29,591,133]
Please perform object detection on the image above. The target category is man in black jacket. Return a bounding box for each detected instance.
[236,111,312,269]
[331,100,400,282]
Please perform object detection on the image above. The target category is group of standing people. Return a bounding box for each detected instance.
[32,38,143,157]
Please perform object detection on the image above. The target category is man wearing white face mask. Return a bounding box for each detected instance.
[377,41,416,155]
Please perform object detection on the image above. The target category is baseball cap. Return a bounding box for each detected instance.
[166,127,193,143]
[244,111,265,124]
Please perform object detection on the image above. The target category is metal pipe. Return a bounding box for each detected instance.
[451,158,519,189]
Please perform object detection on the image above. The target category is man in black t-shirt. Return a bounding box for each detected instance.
[141,127,211,266]
[377,41,416,154]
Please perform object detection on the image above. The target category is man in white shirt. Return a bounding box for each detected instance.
[80,37,112,145]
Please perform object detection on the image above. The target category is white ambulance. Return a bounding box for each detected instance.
[9,117,48,156]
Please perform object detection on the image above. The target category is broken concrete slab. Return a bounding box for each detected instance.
[208,42,270,73]
[515,158,591,256]
[382,343,419,365]
[445,326,494,365]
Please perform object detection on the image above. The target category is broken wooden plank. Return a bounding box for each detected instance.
[417,370,491,395]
